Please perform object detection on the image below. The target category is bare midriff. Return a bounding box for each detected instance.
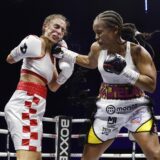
[20,73,46,86]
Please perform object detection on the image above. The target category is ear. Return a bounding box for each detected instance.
[42,24,47,33]
[114,25,119,35]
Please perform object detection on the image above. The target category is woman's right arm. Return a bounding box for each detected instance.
[53,42,101,69]
[75,42,100,69]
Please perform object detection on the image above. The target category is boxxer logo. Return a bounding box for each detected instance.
[55,116,72,160]
[60,120,69,158]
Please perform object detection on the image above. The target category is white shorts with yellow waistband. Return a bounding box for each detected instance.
[87,96,157,144]
[4,82,46,152]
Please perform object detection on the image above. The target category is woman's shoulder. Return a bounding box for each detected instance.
[91,41,102,53]
[130,42,153,62]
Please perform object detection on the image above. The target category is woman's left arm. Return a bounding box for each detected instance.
[133,45,157,93]
[48,57,74,92]
[48,58,61,92]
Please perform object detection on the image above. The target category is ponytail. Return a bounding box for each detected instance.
[121,23,159,58]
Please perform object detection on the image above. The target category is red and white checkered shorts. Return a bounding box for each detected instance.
[4,81,47,152]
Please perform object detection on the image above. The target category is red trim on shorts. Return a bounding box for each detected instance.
[17,81,47,99]
[21,69,48,84]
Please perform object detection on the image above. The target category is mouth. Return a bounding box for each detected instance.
[50,35,61,44]
[52,34,59,41]
[98,41,103,46]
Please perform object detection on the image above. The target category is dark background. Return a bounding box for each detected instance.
[0,0,160,159]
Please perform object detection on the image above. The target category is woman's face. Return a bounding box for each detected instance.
[43,18,67,44]
[93,19,118,49]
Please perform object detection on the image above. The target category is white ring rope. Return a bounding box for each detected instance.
[0,152,145,158]
[0,129,135,138]
[0,112,57,123]
[1,111,160,122]
[0,112,90,123]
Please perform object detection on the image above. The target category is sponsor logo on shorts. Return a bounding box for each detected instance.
[101,126,118,135]
[101,127,111,135]
[108,117,117,124]
[106,105,115,114]
[131,116,142,124]
[106,103,146,115]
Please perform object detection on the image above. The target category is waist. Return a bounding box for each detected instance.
[16,81,47,99]
[21,69,48,84]
[98,83,145,100]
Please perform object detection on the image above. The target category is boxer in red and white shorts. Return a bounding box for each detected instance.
[4,14,74,160]
[5,81,47,152]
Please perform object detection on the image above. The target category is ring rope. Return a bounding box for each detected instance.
[0,152,145,158]
[1,111,160,122]
[0,112,90,123]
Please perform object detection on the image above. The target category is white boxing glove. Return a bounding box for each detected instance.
[56,59,74,85]
[10,35,42,62]
[57,39,68,48]
[53,46,78,64]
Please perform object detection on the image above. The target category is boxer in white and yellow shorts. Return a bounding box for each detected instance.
[87,88,156,144]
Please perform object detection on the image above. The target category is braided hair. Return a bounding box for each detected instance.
[95,10,123,35]
[95,10,158,57]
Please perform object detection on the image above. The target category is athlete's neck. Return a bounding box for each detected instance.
[41,35,53,51]
[108,38,126,56]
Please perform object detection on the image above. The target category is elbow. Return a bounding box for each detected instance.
[48,83,61,92]
[87,62,97,69]
[50,87,59,92]
[49,86,59,92]
[6,59,13,64]
[6,56,11,64]
[148,85,156,93]
[6,55,15,64]
[147,81,156,93]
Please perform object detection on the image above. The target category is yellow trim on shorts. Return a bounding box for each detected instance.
[136,119,153,132]
[88,127,102,144]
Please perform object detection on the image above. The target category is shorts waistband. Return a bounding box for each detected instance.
[98,83,144,100]
[16,81,47,99]
[21,69,48,84]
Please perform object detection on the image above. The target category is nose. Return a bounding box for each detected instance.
[95,34,99,40]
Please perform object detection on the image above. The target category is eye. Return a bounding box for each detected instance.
[96,29,103,35]
[53,24,60,29]
[61,28,65,33]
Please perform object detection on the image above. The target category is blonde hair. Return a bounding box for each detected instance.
[42,14,70,35]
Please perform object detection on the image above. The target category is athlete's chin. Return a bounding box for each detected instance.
[50,38,59,44]
[99,43,108,50]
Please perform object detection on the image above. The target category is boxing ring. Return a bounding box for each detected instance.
[0,111,160,159]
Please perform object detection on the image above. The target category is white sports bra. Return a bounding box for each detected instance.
[20,35,55,83]
[98,41,139,84]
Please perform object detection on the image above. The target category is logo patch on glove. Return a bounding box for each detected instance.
[20,43,27,54]
[103,54,126,74]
